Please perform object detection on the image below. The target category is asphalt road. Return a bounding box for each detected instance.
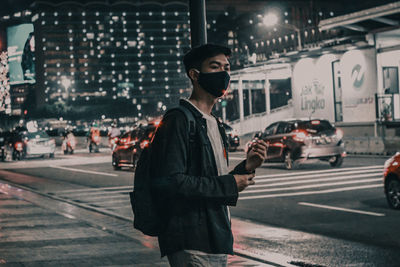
[1,151,399,266]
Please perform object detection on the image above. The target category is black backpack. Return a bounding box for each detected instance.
[129,105,196,236]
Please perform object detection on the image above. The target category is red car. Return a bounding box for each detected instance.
[383,152,400,209]
[112,122,157,171]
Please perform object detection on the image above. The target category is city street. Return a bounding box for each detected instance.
[1,150,399,266]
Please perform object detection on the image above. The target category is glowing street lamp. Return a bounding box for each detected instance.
[61,76,71,99]
[263,13,302,51]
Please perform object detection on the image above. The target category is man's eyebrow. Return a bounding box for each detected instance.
[209,60,230,66]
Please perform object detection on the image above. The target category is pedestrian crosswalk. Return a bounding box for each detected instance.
[240,165,383,200]
[49,165,384,215]
[51,186,133,219]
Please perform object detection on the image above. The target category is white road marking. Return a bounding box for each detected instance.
[298,202,385,217]
[55,185,131,194]
[242,177,381,194]
[255,168,381,183]
[255,165,383,179]
[239,184,381,200]
[50,165,118,177]
[251,173,381,189]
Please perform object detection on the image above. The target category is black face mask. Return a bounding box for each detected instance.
[196,70,230,98]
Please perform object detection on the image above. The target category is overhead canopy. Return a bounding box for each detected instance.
[319,1,400,33]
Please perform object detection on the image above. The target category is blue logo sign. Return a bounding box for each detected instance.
[351,64,364,89]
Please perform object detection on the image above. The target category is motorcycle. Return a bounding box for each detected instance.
[62,133,76,154]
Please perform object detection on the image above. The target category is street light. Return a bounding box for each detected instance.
[61,76,71,99]
[262,13,302,51]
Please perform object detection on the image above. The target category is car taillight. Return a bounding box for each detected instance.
[140,140,149,149]
[292,130,308,142]
[335,128,344,140]
[14,142,23,151]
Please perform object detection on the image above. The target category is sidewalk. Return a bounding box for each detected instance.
[0,181,280,266]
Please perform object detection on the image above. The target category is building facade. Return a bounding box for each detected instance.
[30,1,191,120]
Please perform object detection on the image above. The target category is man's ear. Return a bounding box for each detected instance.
[188,69,199,82]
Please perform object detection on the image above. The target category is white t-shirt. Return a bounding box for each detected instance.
[183,99,229,176]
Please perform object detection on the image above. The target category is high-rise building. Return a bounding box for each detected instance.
[30,1,191,120]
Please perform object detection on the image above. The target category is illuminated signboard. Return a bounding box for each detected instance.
[7,24,35,85]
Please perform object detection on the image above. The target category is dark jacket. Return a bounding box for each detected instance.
[151,99,252,257]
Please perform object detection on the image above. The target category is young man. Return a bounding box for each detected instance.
[150,44,267,266]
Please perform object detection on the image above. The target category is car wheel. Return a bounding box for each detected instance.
[385,178,400,210]
[112,154,121,170]
[329,155,343,167]
[284,150,296,170]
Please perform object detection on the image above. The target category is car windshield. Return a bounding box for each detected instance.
[296,120,333,133]
[23,131,50,139]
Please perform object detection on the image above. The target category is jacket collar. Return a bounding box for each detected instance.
[179,99,206,119]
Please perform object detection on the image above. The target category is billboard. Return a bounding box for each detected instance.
[7,24,35,85]
[340,49,377,122]
[292,55,337,122]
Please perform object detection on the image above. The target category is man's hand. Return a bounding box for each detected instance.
[245,139,267,172]
[234,173,255,192]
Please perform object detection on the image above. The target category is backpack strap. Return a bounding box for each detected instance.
[165,105,196,174]
[175,105,196,144]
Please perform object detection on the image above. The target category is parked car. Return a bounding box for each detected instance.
[222,122,240,152]
[112,122,157,171]
[383,152,400,209]
[8,130,56,160]
[251,119,346,169]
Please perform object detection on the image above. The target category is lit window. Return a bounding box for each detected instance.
[163,37,167,41]
[56,63,60,67]
[164,61,168,65]
[122,12,126,16]
[162,28,166,32]
[151,70,155,73]
[43,64,47,67]
[123,29,127,33]
[82,12,86,16]
[70,55,74,59]
[96,12,99,16]
[84,63,88,67]
[139,86,143,90]
[41,21,45,25]
[124,62,128,66]
[162,12,166,16]
[42,38,46,42]
[69,29,73,33]
[112,87,116,91]
[164,69,168,73]
[124,45,128,49]
[165,85,169,89]
[174,12,178,16]
[56,46,59,50]
[165,77,169,81]
[54,12,58,16]
[54,20,58,25]
[85,80,89,84]
[149,12,153,16]
[110,29,114,33]
[136,20,140,24]
[152,78,156,82]
[111,54,115,58]
[151,61,155,65]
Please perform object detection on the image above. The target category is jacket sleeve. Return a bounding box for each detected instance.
[151,110,238,206]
